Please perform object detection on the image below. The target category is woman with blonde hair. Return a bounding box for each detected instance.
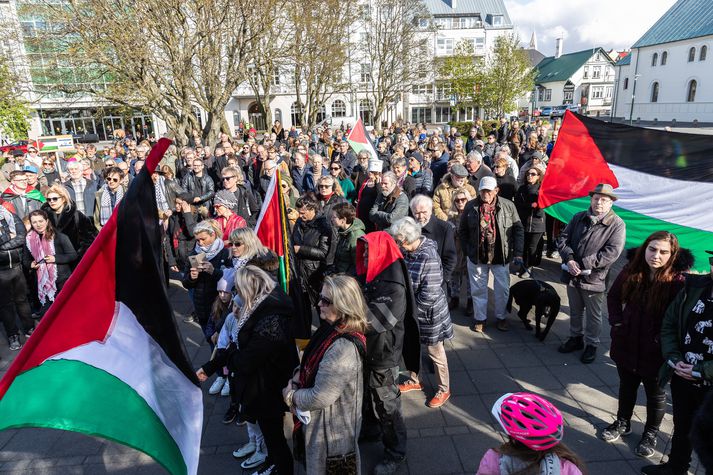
[448,188,474,315]
[284,274,368,474]
[40,183,97,259]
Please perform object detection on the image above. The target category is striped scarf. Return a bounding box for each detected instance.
[99,185,124,226]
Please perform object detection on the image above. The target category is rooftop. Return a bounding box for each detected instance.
[423,0,512,27]
[632,0,713,48]
[534,48,611,83]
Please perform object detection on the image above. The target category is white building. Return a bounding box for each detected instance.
[612,0,713,124]
[532,46,616,117]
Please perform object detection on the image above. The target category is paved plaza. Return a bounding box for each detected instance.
[0,256,704,474]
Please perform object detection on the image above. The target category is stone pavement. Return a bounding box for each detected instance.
[0,256,704,474]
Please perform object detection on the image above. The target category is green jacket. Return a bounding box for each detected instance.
[332,218,365,276]
[659,273,713,387]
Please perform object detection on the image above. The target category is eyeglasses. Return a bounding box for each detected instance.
[47,196,61,202]
[42,162,53,166]
[454,198,468,203]
[318,295,333,306]
[318,184,331,189]
[330,167,341,171]
[526,172,538,177]
[222,176,236,181]
[107,177,121,183]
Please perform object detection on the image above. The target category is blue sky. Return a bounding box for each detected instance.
[504,0,677,56]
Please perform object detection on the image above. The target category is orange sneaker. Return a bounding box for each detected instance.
[397,381,423,393]
[427,390,451,408]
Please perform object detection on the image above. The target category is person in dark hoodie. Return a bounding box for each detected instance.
[604,232,693,459]
[642,251,713,475]
[356,231,420,475]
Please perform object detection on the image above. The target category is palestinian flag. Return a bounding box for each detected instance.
[0,138,202,474]
[539,111,713,272]
[347,116,379,161]
[255,168,292,292]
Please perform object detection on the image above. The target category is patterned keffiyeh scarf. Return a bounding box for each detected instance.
[99,185,124,226]
[26,231,57,305]
[479,200,497,263]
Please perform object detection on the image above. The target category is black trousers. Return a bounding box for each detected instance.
[668,375,711,471]
[545,214,559,253]
[362,366,407,461]
[616,365,666,432]
[523,232,544,268]
[257,414,293,474]
[0,267,34,338]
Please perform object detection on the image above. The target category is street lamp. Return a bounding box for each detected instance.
[628,73,641,125]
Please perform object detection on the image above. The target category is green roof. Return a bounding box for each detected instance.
[534,48,608,83]
[632,0,713,48]
[616,54,631,66]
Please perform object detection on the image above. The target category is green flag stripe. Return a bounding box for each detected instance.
[0,359,186,475]
[547,197,713,272]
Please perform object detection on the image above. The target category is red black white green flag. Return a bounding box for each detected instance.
[255,169,292,291]
[539,111,713,271]
[347,117,379,161]
[0,138,202,474]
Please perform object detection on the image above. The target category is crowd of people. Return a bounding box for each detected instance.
[1,118,711,475]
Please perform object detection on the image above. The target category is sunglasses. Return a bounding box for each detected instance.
[318,295,333,306]
[526,172,538,177]
[107,177,121,183]
[42,162,53,166]
[318,184,331,189]
[222,176,236,181]
[47,196,61,202]
[232,241,244,247]
[330,167,341,171]
[454,198,468,203]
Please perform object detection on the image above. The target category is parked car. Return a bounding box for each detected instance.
[539,106,553,117]
[0,140,29,154]
[551,104,580,118]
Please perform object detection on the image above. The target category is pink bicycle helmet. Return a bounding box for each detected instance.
[491,392,564,451]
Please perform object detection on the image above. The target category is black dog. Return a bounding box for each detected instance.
[506,279,561,341]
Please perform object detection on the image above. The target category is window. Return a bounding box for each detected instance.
[436,38,454,55]
[332,100,346,118]
[272,69,280,86]
[651,53,658,67]
[538,88,544,101]
[466,37,485,50]
[583,67,589,79]
[360,63,371,83]
[606,86,613,98]
[418,18,429,28]
[435,83,453,100]
[687,80,697,102]
[591,86,604,99]
[544,89,552,101]
[624,77,629,89]
[563,90,573,101]
[411,107,432,123]
[492,15,503,26]
[689,47,696,62]
[592,66,601,79]
[651,82,659,102]
[701,45,707,61]
[595,52,601,61]
[411,84,430,94]
[435,106,451,123]
[661,51,668,65]
[290,102,303,126]
[359,99,373,126]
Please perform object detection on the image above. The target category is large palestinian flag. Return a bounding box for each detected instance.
[539,111,713,272]
[0,138,202,474]
[255,168,292,292]
[347,117,379,160]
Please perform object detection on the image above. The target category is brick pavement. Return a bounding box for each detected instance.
[0,256,703,474]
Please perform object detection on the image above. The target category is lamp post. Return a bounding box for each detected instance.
[628,73,641,125]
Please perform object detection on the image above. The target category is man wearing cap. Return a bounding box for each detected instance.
[407,152,433,197]
[464,151,494,192]
[458,176,524,332]
[557,183,626,363]
[432,163,476,221]
[1,150,25,187]
[22,164,43,194]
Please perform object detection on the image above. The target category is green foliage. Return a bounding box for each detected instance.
[0,60,30,141]
[447,119,499,133]
[481,34,536,117]
[437,40,485,111]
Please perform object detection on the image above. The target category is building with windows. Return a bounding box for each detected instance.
[612,0,713,124]
[531,46,616,117]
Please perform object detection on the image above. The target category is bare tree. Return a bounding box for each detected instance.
[288,0,350,129]
[360,0,433,128]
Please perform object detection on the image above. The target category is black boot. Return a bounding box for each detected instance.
[558,336,584,353]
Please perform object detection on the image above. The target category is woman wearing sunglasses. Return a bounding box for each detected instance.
[93,166,126,231]
[514,166,545,271]
[41,183,97,260]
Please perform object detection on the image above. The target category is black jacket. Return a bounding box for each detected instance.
[167,211,198,271]
[202,285,299,418]
[23,231,77,290]
[181,172,215,205]
[514,184,545,233]
[467,165,495,192]
[0,210,25,270]
[496,174,517,201]
[292,216,332,295]
[458,196,524,265]
[181,247,229,321]
[41,202,97,259]
[229,185,259,226]
[421,216,457,282]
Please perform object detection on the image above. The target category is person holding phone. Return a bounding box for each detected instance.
[642,250,713,475]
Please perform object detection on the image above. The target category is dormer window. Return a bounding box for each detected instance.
[492,15,503,26]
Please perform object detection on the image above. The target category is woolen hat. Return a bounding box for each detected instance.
[451,163,468,177]
[479,176,498,191]
[214,189,239,211]
[409,152,424,165]
[588,183,618,201]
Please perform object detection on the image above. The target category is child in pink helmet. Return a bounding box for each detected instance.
[477,392,586,475]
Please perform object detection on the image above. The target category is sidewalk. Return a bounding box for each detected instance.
[0,256,703,474]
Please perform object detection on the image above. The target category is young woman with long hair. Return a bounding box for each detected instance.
[604,231,693,457]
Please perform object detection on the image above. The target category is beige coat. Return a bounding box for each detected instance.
[432,174,477,221]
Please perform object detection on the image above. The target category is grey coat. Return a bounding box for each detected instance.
[293,338,363,475]
[369,189,409,230]
[557,208,626,292]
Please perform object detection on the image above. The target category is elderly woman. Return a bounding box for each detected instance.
[514,166,546,270]
[213,190,247,245]
[41,184,96,259]
[432,163,476,221]
[284,274,368,474]
[369,171,409,231]
[448,188,474,316]
[389,217,453,408]
[197,266,298,475]
[330,202,365,276]
[224,227,279,279]
[181,220,229,342]
[316,175,347,219]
